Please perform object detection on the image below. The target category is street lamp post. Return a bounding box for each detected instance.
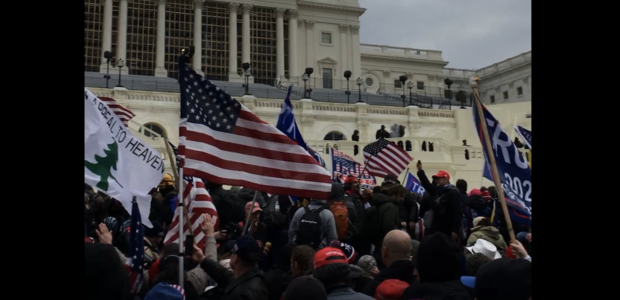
[399,75,407,106]
[242,62,251,95]
[302,74,309,98]
[406,81,414,105]
[356,77,363,103]
[115,59,125,88]
[103,51,114,88]
[344,70,352,103]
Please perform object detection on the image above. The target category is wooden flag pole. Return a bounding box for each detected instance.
[163,138,194,241]
[470,77,516,243]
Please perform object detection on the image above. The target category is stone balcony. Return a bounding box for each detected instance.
[360,44,445,61]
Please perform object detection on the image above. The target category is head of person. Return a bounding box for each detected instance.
[431,170,451,187]
[158,173,175,195]
[415,232,461,283]
[357,255,378,277]
[343,176,360,192]
[464,258,531,300]
[144,221,165,246]
[291,245,315,278]
[456,179,467,193]
[312,247,352,288]
[387,185,408,202]
[244,201,262,223]
[381,229,413,267]
[283,276,327,300]
[229,235,261,276]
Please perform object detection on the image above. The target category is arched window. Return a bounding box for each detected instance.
[323,131,346,141]
[140,122,166,138]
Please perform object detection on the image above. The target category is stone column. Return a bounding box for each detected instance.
[350,25,361,81]
[287,10,298,81]
[275,8,285,80]
[192,0,204,75]
[521,76,530,102]
[228,2,241,81]
[305,20,315,70]
[117,0,129,74]
[242,4,253,82]
[154,0,167,77]
[339,24,348,88]
[99,0,113,73]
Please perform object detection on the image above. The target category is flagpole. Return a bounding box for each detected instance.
[243,190,259,235]
[164,138,194,239]
[400,167,409,184]
[177,164,185,287]
[471,77,516,243]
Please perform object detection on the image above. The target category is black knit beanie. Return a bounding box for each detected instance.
[283,276,327,300]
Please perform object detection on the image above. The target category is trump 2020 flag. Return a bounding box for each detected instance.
[84,88,164,227]
[276,86,326,168]
[514,125,531,149]
[404,172,426,195]
[473,100,531,225]
[330,148,376,189]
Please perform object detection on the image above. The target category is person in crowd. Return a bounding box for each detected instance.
[362,230,414,297]
[144,282,188,300]
[361,181,401,269]
[401,232,471,299]
[465,238,502,261]
[283,276,327,300]
[461,258,531,300]
[143,221,165,264]
[354,255,378,292]
[198,234,269,300]
[327,182,356,242]
[85,242,130,300]
[461,253,492,297]
[288,187,338,249]
[416,161,463,242]
[264,243,296,300]
[312,247,374,300]
[280,244,315,295]
[467,217,507,256]
[462,189,493,239]
[238,201,267,248]
[343,177,366,233]
[516,229,531,255]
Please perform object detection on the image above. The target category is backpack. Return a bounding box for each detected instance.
[329,200,349,240]
[295,206,324,249]
[261,195,287,230]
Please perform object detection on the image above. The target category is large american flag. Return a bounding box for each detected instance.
[164,142,219,249]
[125,198,144,295]
[363,138,413,177]
[177,57,331,199]
[99,97,135,127]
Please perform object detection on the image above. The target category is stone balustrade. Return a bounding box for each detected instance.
[360,44,444,61]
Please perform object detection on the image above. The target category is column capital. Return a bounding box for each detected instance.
[297,19,304,26]
[287,9,299,19]
[193,0,204,10]
[242,4,253,14]
[339,24,349,33]
[305,20,315,29]
[228,2,240,13]
[349,24,360,34]
[275,7,286,18]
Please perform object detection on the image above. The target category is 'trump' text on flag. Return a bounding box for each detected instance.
[177,57,332,200]
[330,148,376,189]
[404,172,426,195]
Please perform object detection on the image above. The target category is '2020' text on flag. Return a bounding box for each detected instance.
[84,88,165,227]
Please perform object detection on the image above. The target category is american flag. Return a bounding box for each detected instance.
[331,148,376,188]
[125,198,144,295]
[99,97,135,127]
[177,57,331,199]
[363,138,413,177]
[164,142,219,248]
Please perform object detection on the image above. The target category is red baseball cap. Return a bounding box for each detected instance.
[432,170,450,181]
[313,247,348,269]
[374,279,409,300]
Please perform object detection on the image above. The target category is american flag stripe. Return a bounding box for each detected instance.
[169,284,186,300]
[99,97,135,127]
[363,139,413,177]
[178,59,331,200]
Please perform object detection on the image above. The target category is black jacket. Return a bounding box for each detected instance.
[362,260,415,297]
[417,170,463,237]
[400,280,471,300]
[200,258,269,300]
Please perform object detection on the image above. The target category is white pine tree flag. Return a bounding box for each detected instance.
[84,88,165,227]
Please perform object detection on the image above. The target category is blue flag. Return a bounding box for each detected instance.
[473,101,531,225]
[276,86,326,168]
[404,172,426,195]
[482,160,493,180]
[514,125,531,149]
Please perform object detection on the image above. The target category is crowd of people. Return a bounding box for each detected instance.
[85,162,531,300]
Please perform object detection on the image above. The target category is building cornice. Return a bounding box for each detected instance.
[478,61,531,80]
[297,0,366,16]
[361,53,449,66]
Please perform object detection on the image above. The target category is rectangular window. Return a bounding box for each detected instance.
[322,68,333,89]
[517,86,523,96]
[503,91,509,100]
[394,79,402,88]
[321,32,332,44]
[417,81,424,90]
[490,95,495,104]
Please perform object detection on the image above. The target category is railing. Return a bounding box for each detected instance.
[359,44,444,60]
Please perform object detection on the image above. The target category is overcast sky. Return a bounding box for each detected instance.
[357,0,531,70]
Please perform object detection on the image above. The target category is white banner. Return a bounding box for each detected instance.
[84,88,164,227]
